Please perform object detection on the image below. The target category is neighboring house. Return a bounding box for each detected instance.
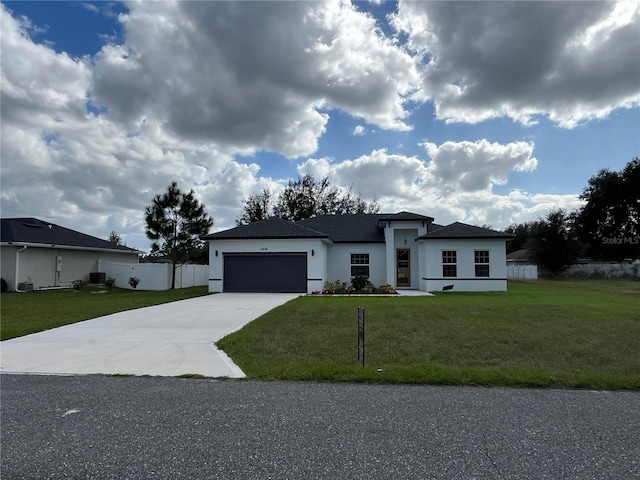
[506,248,539,279]
[202,212,513,293]
[506,248,534,265]
[1,218,140,291]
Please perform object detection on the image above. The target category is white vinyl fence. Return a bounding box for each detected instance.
[98,261,208,290]
[507,264,538,280]
[562,262,640,279]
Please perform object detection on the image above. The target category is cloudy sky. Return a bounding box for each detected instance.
[1,1,639,252]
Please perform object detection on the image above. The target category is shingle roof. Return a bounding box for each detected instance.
[201,217,329,240]
[506,248,532,261]
[297,214,387,243]
[1,218,139,252]
[204,212,439,243]
[418,222,514,240]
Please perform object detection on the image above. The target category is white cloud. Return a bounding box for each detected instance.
[352,125,366,136]
[394,1,640,127]
[0,4,275,251]
[1,6,92,127]
[80,3,100,14]
[300,149,429,201]
[1,2,622,252]
[301,139,538,202]
[299,140,557,230]
[422,139,538,192]
[91,1,419,158]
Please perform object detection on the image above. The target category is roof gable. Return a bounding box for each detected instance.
[378,211,434,222]
[418,222,514,240]
[1,218,138,252]
[201,217,328,240]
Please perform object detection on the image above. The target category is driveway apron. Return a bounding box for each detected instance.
[0,293,298,378]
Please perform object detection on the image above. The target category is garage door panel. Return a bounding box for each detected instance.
[224,254,307,293]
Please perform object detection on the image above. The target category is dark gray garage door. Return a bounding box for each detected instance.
[223,253,307,293]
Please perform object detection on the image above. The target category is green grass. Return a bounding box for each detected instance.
[217,280,640,389]
[1,286,209,340]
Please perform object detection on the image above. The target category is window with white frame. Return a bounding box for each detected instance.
[442,250,457,277]
[350,253,370,277]
[475,250,490,277]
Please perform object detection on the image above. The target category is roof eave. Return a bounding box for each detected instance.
[1,241,142,254]
[203,235,330,241]
[417,235,513,240]
[331,240,385,244]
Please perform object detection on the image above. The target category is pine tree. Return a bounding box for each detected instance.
[108,231,123,246]
[145,181,213,289]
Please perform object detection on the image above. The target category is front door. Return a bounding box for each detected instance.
[396,249,410,287]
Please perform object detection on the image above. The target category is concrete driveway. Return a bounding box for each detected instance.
[0,293,298,378]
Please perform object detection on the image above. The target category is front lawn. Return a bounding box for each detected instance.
[1,286,209,340]
[217,280,640,389]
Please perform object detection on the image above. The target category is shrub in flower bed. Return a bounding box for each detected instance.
[320,279,397,294]
[378,283,396,294]
[351,275,368,291]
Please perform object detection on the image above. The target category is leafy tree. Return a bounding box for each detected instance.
[504,221,536,254]
[128,276,140,290]
[273,175,321,221]
[145,181,214,289]
[236,189,272,226]
[108,231,123,246]
[105,277,117,293]
[237,174,380,224]
[528,208,579,275]
[574,158,640,260]
[187,242,209,265]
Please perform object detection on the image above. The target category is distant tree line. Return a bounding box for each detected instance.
[236,174,380,225]
[506,158,639,274]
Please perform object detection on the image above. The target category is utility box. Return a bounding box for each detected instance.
[90,272,106,284]
[18,282,34,292]
[56,256,63,273]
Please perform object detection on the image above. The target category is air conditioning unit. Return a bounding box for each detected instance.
[90,272,106,284]
[18,282,34,291]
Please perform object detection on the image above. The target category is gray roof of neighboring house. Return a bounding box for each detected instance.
[1,218,139,252]
[506,248,532,261]
[201,217,329,240]
[418,222,514,240]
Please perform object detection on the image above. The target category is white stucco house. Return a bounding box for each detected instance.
[202,212,513,293]
[1,218,140,291]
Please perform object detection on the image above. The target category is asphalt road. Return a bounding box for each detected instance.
[1,375,638,479]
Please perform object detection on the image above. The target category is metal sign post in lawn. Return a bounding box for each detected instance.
[357,306,365,367]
